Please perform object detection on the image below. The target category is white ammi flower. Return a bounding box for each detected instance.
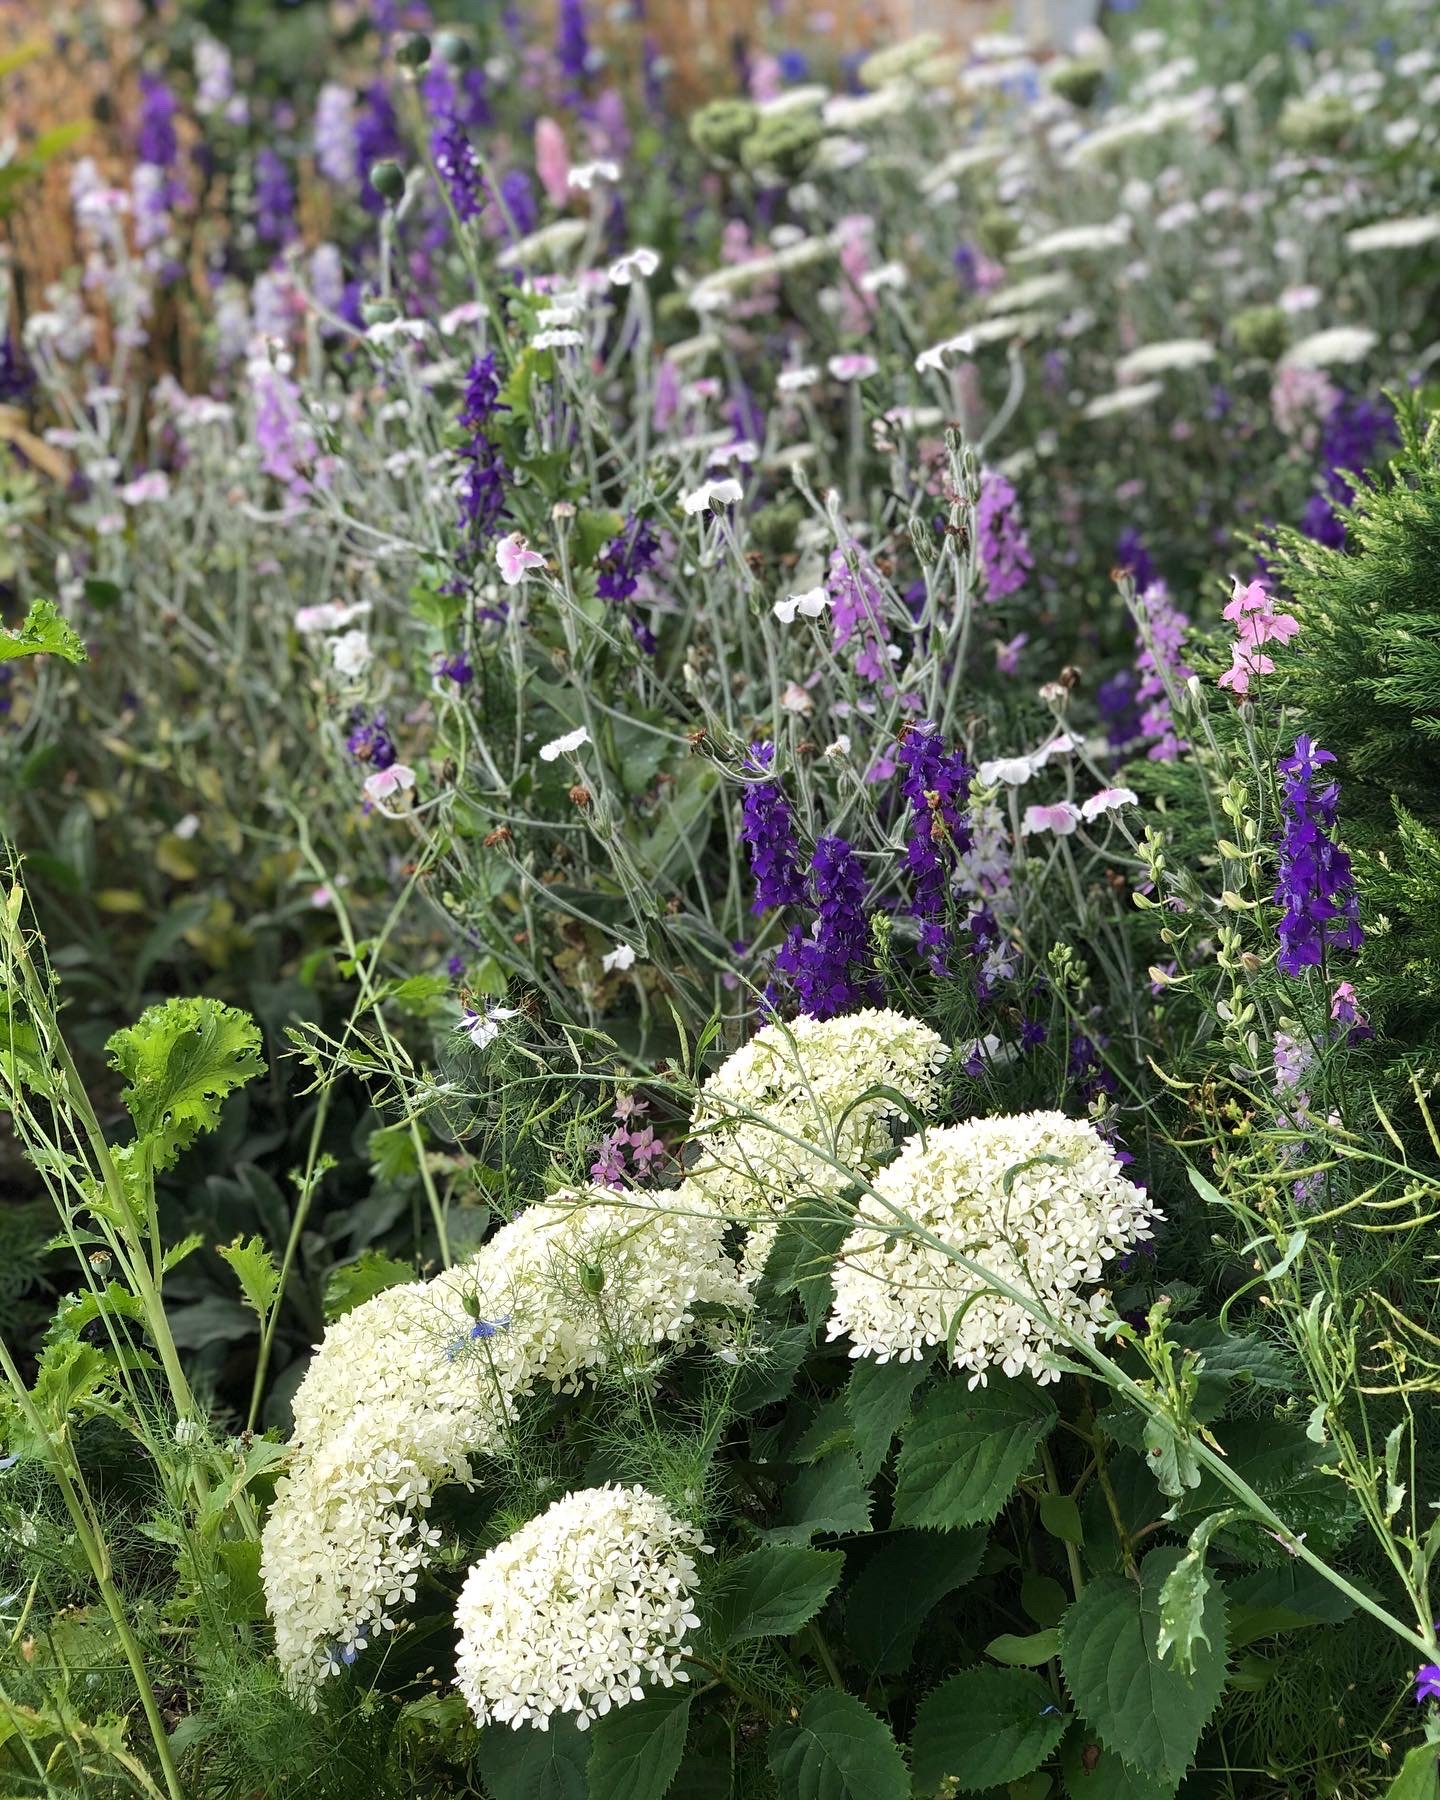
[1081,380,1165,420]
[827,1111,1158,1385]
[1114,338,1216,380]
[1281,326,1379,369]
[688,1009,949,1218]
[1010,217,1131,262]
[1345,214,1440,254]
[455,1483,708,1730]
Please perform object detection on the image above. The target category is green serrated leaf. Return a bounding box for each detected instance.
[1225,1563,1353,1647]
[474,1714,590,1800]
[893,1380,1057,1531]
[1382,1744,1440,1800]
[107,997,263,1174]
[845,1356,928,1481]
[0,597,87,665]
[844,1529,985,1676]
[767,1689,908,1800]
[1059,1728,1175,1798]
[1059,1547,1228,1784]
[588,1691,689,1800]
[764,1450,871,1546]
[324,1248,417,1322]
[216,1234,281,1330]
[911,1666,1068,1791]
[161,1233,204,1274]
[709,1547,843,1646]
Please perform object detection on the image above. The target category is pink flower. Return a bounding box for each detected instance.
[1021,802,1082,836]
[496,531,546,584]
[1218,642,1276,695]
[363,763,416,808]
[994,631,1029,676]
[535,117,571,208]
[1237,607,1301,648]
[1223,577,1272,622]
[1081,786,1139,821]
[828,352,879,382]
[1330,980,1363,1026]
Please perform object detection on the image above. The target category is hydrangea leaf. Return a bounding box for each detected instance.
[708,1546,843,1646]
[911,1666,1068,1792]
[892,1379,1057,1530]
[845,1355,929,1480]
[0,597,86,665]
[1381,1743,1440,1800]
[844,1528,986,1676]
[474,1714,589,1800]
[762,1449,871,1546]
[1058,1547,1228,1783]
[323,1248,417,1322]
[1059,1730,1176,1798]
[1225,1563,1353,1648]
[588,1690,690,1800]
[767,1689,908,1800]
[106,997,264,1174]
[761,1197,854,1333]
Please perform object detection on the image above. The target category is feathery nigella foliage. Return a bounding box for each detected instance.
[897,723,972,967]
[740,743,808,913]
[1274,736,1363,977]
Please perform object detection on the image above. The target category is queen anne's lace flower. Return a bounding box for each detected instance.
[688,1010,949,1216]
[454,1484,707,1730]
[827,1111,1158,1384]
[263,1190,743,1696]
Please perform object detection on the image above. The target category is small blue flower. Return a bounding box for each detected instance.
[470,1314,512,1341]
[1415,1662,1440,1705]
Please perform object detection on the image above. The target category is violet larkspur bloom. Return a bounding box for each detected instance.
[774,836,881,1020]
[1115,526,1158,592]
[827,548,892,686]
[345,709,396,770]
[137,72,179,169]
[897,723,972,967]
[1415,1665,1440,1706]
[596,516,663,653]
[1303,392,1396,548]
[254,148,298,248]
[975,471,1034,601]
[432,118,485,222]
[455,353,510,557]
[556,0,592,87]
[1134,582,1193,762]
[355,83,403,214]
[740,743,808,913]
[1273,736,1363,977]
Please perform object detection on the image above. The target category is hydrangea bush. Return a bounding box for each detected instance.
[4,1,1440,1797]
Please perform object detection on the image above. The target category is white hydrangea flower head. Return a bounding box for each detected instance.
[263,1188,744,1696]
[454,1483,708,1730]
[262,1407,451,1696]
[687,1009,949,1218]
[827,1111,1159,1386]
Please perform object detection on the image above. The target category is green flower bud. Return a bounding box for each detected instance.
[739,111,823,182]
[396,32,432,69]
[1048,56,1107,109]
[370,160,406,204]
[1229,304,1288,361]
[362,298,400,325]
[978,207,1019,258]
[579,1261,606,1297]
[909,515,939,567]
[435,30,472,66]
[749,500,805,556]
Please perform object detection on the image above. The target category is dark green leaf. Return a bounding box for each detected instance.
[588,1691,689,1800]
[1383,1744,1440,1800]
[767,1689,908,1800]
[216,1233,281,1330]
[911,1666,1068,1791]
[846,1357,928,1480]
[844,1529,985,1676]
[324,1248,417,1322]
[1059,1729,1175,1798]
[893,1381,1057,1531]
[1058,1547,1228,1783]
[1226,1563,1354,1647]
[986,1629,1061,1667]
[709,1547,843,1646]
[1039,1494,1084,1545]
[730,1325,810,1416]
[475,1714,590,1800]
[764,1450,871,1546]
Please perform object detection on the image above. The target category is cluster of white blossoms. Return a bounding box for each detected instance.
[454,1483,707,1731]
[827,1111,1158,1385]
[687,1009,949,1218]
[262,1186,744,1697]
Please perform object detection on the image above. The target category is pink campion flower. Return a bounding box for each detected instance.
[1081,786,1139,821]
[1022,802,1083,836]
[363,763,416,807]
[828,352,879,382]
[535,117,571,207]
[1218,642,1276,695]
[496,531,546,584]
[119,470,170,504]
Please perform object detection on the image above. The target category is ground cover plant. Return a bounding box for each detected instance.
[4,0,1440,1794]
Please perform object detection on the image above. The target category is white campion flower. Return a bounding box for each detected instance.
[569,159,621,191]
[330,630,372,679]
[1081,786,1138,821]
[363,764,416,809]
[828,352,878,381]
[608,246,660,285]
[601,943,639,973]
[1010,218,1131,262]
[773,587,831,623]
[366,318,430,347]
[1344,214,1440,254]
[1114,338,1216,380]
[1280,326,1379,370]
[118,470,170,504]
[827,1112,1159,1384]
[455,1484,708,1730]
[1022,801,1083,836]
[538,726,591,762]
[533,327,585,351]
[296,600,370,634]
[776,365,821,393]
[681,477,743,516]
[688,1010,949,1219]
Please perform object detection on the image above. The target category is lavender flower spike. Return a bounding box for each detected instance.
[740,743,808,912]
[1273,736,1363,977]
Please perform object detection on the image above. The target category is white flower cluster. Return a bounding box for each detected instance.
[827,1111,1158,1385]
[262,1188,743,1697]
[687,1009,950,1218]
[454,1483,707,1731]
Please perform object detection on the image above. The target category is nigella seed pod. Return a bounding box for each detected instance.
[396,31,431,68]
[363,299,400,326]
[579,1261,606,1296]
[370,160,405,204]
[435,30,472,66]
